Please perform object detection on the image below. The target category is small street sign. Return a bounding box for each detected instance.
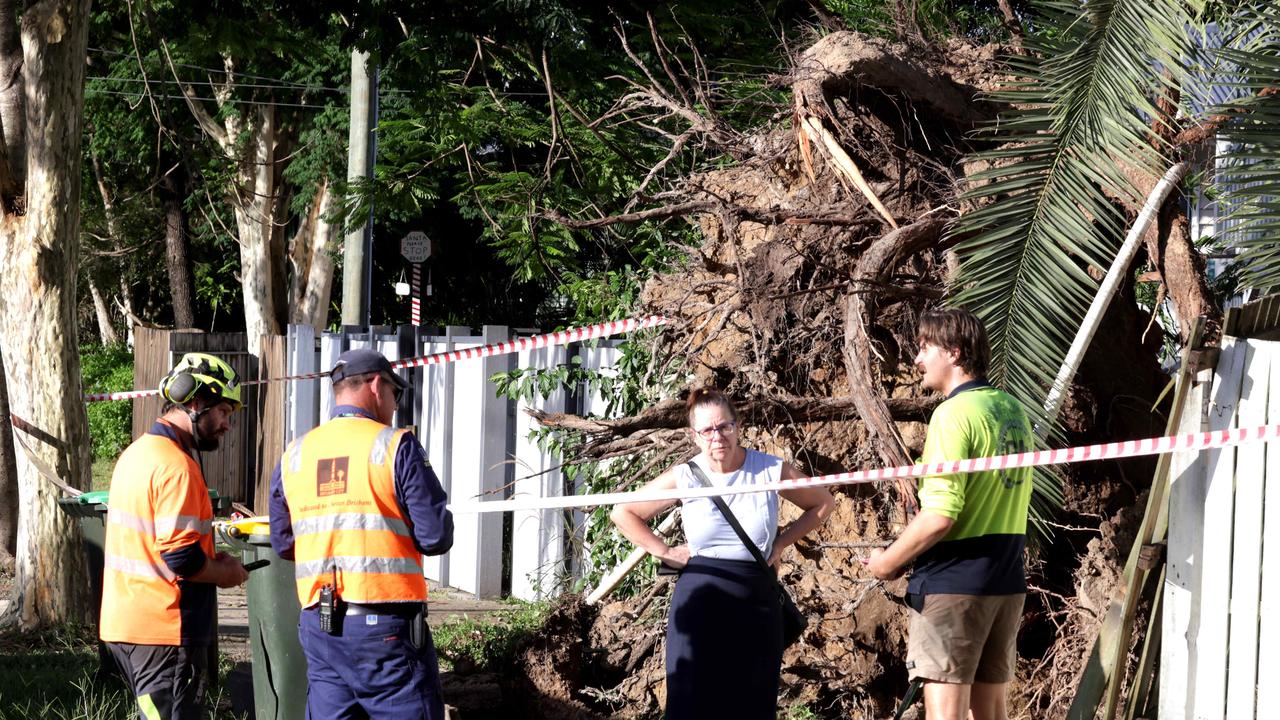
[400,231,431,263]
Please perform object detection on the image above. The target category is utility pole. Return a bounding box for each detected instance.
[342,49,377,326]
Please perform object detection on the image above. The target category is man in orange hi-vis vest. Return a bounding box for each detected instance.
[270,348,453,719]
[101,353,250,720]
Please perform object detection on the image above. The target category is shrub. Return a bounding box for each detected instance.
[80,344,133,461]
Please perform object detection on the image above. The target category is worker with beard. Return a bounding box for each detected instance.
[101,352,250,720]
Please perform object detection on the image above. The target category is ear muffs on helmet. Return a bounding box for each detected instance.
[160,353,243,409]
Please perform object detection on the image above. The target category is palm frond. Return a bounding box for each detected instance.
[1212,6,1280,291]
[949,0,1190,427]
[945,0,1194,531]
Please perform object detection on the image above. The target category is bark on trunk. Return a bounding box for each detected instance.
[1148,202,1218,342]
[289,178,338,331]
[87,278,118,345]
[230,105,284,351]
[161,166,196,328]
[0,0,93,629]
[0,347,18,565]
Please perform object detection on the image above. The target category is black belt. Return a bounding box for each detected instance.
[305,602,421,617]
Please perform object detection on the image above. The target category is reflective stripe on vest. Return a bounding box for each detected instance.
[281,416,428,606]
[105,554,178,581]
[292,513,411,537]
[295,555,423,578]
[108,509,211,536]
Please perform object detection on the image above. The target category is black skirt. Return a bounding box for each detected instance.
[665,556,783,719]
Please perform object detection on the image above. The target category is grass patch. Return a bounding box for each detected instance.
[432,601,550,673]
[91,457,114,492]
[0,623,244,719]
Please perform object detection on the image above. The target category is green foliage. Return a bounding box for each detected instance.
[1213,6,1280,292]
[80,344,133,461]
[780,704,821,720]
[824,0,1016,41]
[432,601,549,672]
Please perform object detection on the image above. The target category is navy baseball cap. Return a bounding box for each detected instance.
[330,349,409,390]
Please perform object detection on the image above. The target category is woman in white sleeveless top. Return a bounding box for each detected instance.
[610,387,835,719]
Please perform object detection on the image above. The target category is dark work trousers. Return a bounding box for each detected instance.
[106,641,210,720]
[665,556,783,720]
[298,606,445,720]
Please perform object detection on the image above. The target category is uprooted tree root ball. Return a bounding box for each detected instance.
[515,30,1171,718]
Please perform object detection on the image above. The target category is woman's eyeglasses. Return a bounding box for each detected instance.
[692,421,737,439]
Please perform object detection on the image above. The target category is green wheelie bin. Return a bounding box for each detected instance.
[222,517,308,720]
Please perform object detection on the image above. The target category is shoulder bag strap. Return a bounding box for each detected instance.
[685,460,773,574]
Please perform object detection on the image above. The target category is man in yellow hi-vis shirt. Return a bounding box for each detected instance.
[864,309,1033,720]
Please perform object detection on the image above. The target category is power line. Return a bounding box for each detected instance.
[89,88,329,110]
[87,74,348,95]
[88,46,340,92]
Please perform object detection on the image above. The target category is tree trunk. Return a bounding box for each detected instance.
[1148,202,1219,342]
[0,0,93,630]
[160,165,196,328]
[289,178,338,331]
[117,276,137,347]
[87,278,118,345]
[0,347,18,566]
[230,104,284,351]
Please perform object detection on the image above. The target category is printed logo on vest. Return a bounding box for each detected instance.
[317,457,349,496]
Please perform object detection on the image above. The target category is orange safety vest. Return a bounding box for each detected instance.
[280,416,428,607]
[100,431,215,645]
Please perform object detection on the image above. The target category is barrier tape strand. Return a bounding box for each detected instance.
[83,315,669,402]
[445,423,1280,514]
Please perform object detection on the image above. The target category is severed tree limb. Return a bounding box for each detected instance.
[842,217,947,508]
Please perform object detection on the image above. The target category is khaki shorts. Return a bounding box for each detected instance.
[906,593,1024,684]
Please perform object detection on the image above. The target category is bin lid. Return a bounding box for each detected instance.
[77,490,110,506]
[72,488,225,505]
[225,516,272,544]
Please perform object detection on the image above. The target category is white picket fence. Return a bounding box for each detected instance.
[1163,337,1279,719]
[280,324,619,600]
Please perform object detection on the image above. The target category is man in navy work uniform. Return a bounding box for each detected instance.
[270,348,453,719]
[864,309,1034,720]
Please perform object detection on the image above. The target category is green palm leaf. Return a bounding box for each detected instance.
[947,0,1195,529]
[1213,7,1280,291]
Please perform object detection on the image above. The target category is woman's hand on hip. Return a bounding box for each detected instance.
[660,544,691,568]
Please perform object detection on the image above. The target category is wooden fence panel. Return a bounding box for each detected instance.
[130,326,171,440]
[1226,341,1271,718]
[285,324,319,445]
[447,326,508,598]
[255,334,287,514]
[1161,358,1210,720]
[1191,336,1247,720]
[511,345,569,601]
[1258,346,1280,712]
[418,327,467,587]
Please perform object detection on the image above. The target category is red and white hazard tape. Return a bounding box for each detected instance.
[82,315,669,402]
[446,423,1280,514]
